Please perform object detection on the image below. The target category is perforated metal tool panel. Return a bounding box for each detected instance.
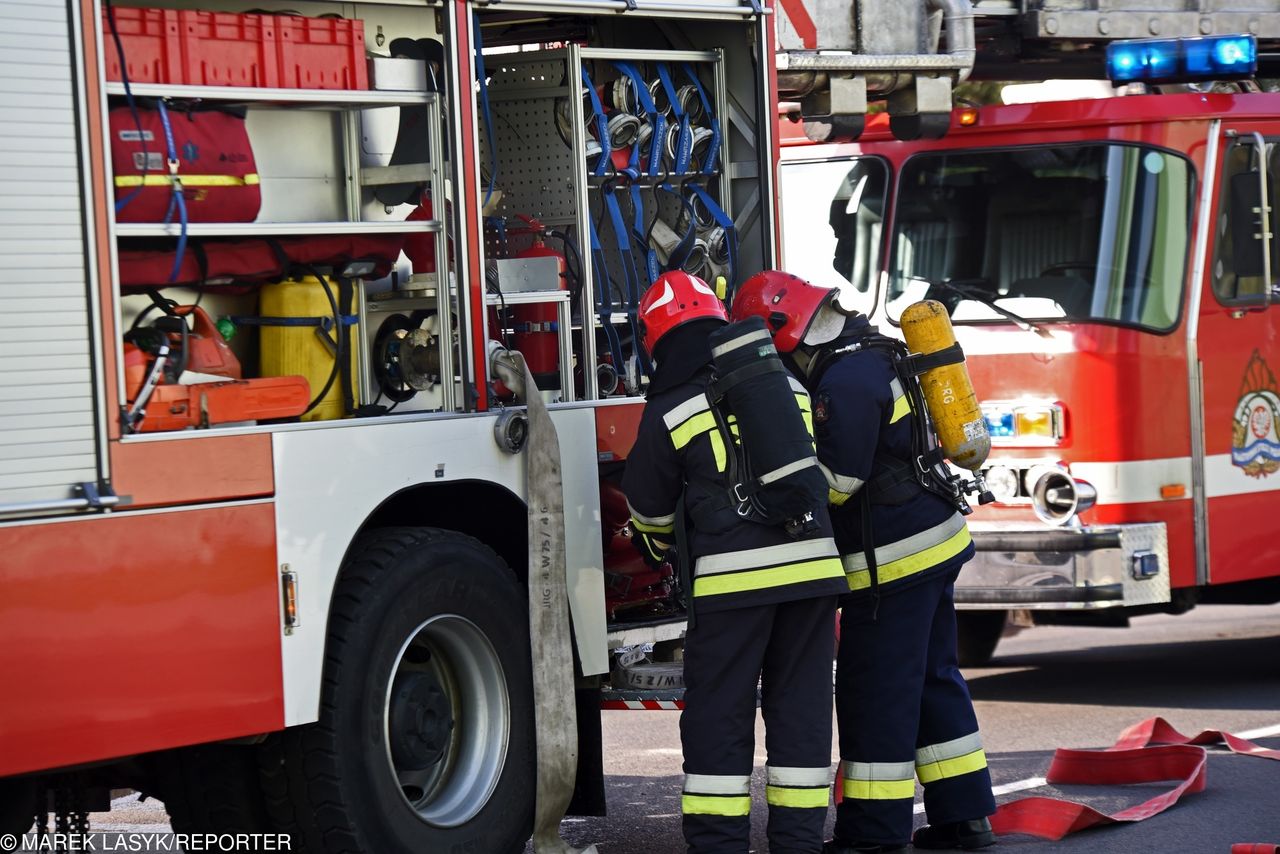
[0,0,104,512]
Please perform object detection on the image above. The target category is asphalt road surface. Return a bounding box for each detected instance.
[74,602,1280,852]
[544,602,1280,854]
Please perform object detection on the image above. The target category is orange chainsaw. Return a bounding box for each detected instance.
[123,304,310,432]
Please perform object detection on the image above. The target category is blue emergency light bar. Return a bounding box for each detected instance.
[1106,34,1257,84]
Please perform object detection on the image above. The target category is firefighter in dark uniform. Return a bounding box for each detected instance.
[622,270,848,854]
[732,272,997,854]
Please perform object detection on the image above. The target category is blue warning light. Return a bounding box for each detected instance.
[1106,35,1256,84]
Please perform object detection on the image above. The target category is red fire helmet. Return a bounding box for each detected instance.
[638,271,728,354]
[731,270,840,353]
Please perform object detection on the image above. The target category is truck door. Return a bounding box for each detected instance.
[0,0,110,518]
[1196,123,1280,586]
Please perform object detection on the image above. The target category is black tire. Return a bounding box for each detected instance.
[153,744,271,834]
[0,776,38,836]
[259,527,535,853]
[956,610,1007,667]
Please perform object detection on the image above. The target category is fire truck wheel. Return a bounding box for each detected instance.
[259,527,535,854]
[152,744,271,835]
[0,776,39,836]
[956,610,1008,668]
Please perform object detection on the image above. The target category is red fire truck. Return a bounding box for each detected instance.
[779,59,1280,664]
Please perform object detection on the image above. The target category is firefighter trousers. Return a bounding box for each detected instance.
[680,594,840,854]
[833,567,996,847]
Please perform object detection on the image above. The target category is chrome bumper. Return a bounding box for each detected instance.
[955,523,1171,610]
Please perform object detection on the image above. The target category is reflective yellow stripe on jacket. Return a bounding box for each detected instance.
[693,538,843,599]
[888,376,911,424]
[841,512,972,591]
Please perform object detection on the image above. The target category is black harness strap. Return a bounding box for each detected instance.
[674,493,695,630]
[707,358,787,403]
[900,341,965,378]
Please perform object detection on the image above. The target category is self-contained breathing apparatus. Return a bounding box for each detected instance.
[807,302,993,617]
[809,317,994,515]
[703,316,830,540]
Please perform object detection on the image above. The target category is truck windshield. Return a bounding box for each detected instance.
[885,144,1191,332]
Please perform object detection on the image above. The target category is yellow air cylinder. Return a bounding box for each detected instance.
[900,299,990,472]
[259,275,358,422]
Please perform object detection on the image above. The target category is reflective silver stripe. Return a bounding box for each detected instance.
[626,500,675,529]
[757,456,819,485]
[787,376,808,396]
[841,513,967,572]
[916,732,984,767]
[696,537,839,577]
[818,460,864,495]
[684,773,752,795]
[889,376,905,401]
[662,393,711,430]
[710,326,772,358]
[768,766,831,787]
[840,759,915,782]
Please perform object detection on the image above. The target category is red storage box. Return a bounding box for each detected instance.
[104,7,367,91]
[276,17,368,90]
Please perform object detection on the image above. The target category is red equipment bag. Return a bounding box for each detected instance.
[110,103,261,223]
[117,235,406,292]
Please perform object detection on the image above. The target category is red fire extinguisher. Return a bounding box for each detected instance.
[509,214,567,392]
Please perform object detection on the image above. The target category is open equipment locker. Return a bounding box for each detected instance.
[482,45,732,400]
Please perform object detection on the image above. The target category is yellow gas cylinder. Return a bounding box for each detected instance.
[900,300,990,472]
[259,275,358,422]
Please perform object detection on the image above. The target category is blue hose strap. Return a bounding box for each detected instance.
[155,101,187,283]
[604,186,649,377]
[657,64,691,175]
[612,62,664,285]
[588,215,625,374]
[581,67,612,178]
[688,182,737,296]
[681,63,721,174]
[613,61,665,176]
[631,183,659,285]
[473,13,498,209]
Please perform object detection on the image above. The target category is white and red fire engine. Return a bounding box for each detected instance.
[778,17,1280,663]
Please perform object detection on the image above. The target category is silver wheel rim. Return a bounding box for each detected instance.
[383,614,510,827]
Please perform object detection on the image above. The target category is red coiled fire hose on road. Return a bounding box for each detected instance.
[991,717,1280,844]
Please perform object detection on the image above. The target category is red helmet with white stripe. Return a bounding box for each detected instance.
[638,271,728,354]
[730,270,841,353]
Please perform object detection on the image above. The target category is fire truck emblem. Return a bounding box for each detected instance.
[1232,350,1280,478]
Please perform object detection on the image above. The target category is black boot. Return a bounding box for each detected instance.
[824,840,909,854]
[911,818,995,850]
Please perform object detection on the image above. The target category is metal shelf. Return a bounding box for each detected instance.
[104,82,435,109]
[115,220,442,238]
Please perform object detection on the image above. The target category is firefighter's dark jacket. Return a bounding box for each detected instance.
[622,338,846,615]
[812,317,975,595]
